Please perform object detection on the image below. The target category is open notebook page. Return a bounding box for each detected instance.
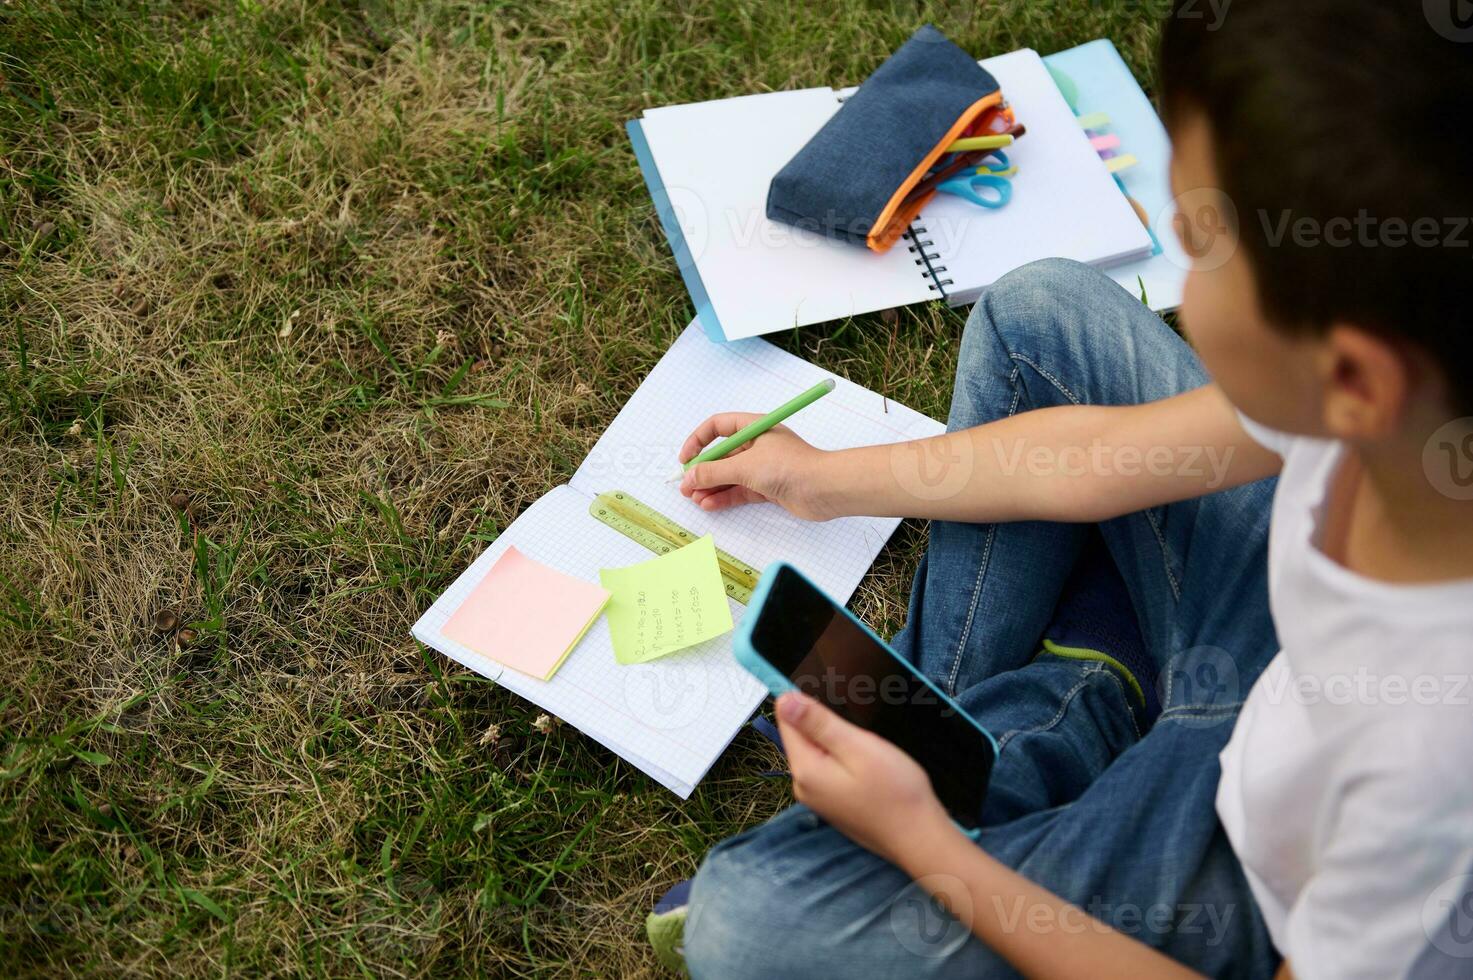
[639,89,935,342]
[414,323,943,797]
[571,323,943,600]
[411,485,744,796]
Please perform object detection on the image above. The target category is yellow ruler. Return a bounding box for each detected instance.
[589,490,760,604]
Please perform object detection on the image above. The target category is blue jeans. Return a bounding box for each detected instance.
[684,259,1281,978]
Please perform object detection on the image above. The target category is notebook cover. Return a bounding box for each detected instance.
[626,118,728,342]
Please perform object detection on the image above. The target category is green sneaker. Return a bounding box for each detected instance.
[646,879,692,973]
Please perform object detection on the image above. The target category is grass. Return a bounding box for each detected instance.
[0,1,1162,974]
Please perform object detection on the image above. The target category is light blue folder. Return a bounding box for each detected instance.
[1042,39,1189,313]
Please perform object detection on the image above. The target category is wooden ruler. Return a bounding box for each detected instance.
[589,490,759,605]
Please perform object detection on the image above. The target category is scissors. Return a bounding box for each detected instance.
[936,150,1016,210]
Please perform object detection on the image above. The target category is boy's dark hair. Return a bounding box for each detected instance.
[1160,0,1473,414]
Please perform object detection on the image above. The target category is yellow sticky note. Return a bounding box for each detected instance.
[599,535,734,664]
[442,546,610,680]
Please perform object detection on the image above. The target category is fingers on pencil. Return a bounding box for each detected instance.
[693,487,762,511]
[678,412,764,462]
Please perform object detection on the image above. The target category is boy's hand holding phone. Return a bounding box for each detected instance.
[775,691,958,868]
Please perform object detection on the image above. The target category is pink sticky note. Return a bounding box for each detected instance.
[1090,133,1122,153]
[441,546,610,680]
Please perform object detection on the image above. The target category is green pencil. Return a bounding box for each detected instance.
[678,378,836,477]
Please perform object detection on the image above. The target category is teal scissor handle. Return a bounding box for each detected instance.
[936,149,1014,209]
[937,172,1012,209]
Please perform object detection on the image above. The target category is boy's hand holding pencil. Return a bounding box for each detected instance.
[678,412,836,520]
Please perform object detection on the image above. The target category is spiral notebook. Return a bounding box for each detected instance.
[628,47,1154,343]
[411,323,944,797]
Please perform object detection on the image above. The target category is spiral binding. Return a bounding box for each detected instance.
[905,223,953,292]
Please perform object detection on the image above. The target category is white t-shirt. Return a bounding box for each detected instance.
[1216,417,1473,979]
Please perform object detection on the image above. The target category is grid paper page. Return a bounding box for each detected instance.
[415,322,944,797]
[572,324,943,609]
[412,485,756,795]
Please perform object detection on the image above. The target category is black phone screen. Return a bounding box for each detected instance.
[750,565,993,827]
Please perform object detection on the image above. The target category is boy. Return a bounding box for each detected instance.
[648,1,1473,976]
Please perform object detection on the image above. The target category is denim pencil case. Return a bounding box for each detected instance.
[767,25,1017,253]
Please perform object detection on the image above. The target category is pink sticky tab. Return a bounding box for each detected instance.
[1091,134,1122,152]
[441,546,610,680]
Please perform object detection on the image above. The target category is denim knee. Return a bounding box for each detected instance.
[959,257,1204,412]
[683,838,792,979]
[682,807,1004,979]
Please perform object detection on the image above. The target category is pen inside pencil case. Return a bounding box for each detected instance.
[903,118,1026,211]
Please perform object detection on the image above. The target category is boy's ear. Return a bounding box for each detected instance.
[1318,325,1410,440]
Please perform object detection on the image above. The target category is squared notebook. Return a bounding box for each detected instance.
[412,323,944,797]
[628,47,1155,342]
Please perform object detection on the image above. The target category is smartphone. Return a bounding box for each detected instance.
[735,561,997,828]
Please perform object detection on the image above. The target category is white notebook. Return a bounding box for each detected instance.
[412,323,944,797]
[632,48,1153,342]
